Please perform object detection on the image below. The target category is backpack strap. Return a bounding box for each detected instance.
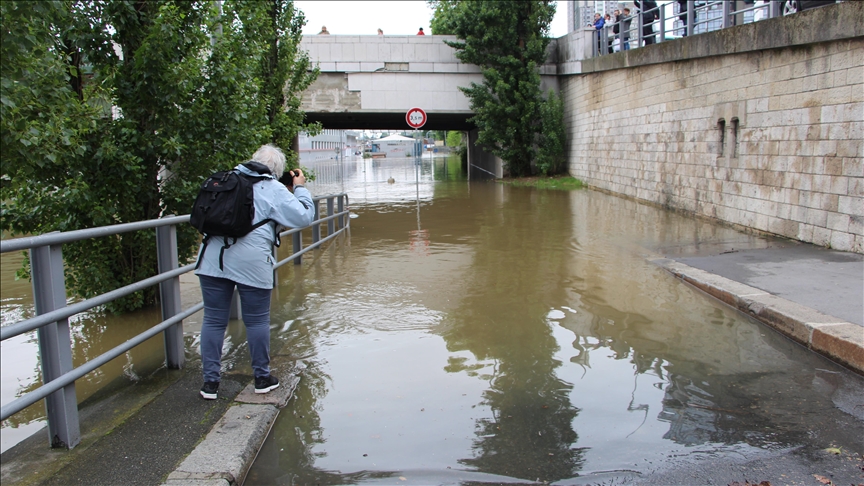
[217,236,237,271]
[195,219,276,272]
[194,235,210,270]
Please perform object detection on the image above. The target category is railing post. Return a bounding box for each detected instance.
[327,197,335,236]
[312,200,321,244]
[687,0,694,36]
[769,0,781,18]
[637,7,644,47]
[722,0,732,29]
[659,6,666,42]
[337,195,345,229]
[31,242,80,449]
[156,224,184,369]
[292,232,302,265]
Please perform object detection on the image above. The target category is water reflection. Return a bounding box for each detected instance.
[3,154,861,479]
[246,155,863,485]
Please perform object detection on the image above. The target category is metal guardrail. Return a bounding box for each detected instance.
[0,192,350,449]
[590,0,840,57]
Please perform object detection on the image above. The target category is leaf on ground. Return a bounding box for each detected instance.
[813,475,833,485]
[824,447,842,455]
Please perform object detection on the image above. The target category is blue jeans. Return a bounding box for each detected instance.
[199,275,273,383]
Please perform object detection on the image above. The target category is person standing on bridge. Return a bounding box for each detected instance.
[635,0,659,45]
[318,25,330,35]
[417,27,425,35]
[195,144,315,400]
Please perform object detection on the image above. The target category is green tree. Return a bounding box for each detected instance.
[441,1,556,177]
[1,0,318,312]
[445,130,463,147]
[536,90,567,176]
[427,0,461,35]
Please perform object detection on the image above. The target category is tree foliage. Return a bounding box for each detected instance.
[0,0,318,312]
[445,130,463,147]
[536,90,567,176]
[427,0,461,35]
[439,1,558,177]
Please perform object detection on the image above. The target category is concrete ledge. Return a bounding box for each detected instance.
[235,374,300,408]
[652,258,864,375]
[812,324,864,374]
[164,404,278,486]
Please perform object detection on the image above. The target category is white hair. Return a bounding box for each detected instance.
[251,144,286,179]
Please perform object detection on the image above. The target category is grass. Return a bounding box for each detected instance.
[499,175,583,190]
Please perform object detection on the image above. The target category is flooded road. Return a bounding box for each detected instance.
[2,154,862,483]
[245,156,864,484]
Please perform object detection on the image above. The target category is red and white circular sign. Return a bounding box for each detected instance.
[405,107,427,129]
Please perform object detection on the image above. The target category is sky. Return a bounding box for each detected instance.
[294,1,569,38]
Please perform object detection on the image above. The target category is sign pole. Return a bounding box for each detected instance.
[405,107,427,164]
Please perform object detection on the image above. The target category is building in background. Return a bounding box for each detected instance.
[369,134,418,157]
[298,129,359,164]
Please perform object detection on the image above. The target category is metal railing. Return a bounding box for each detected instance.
[591,0,840,57]
[0,192,349,449]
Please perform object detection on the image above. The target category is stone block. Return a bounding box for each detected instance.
[235,374,300,408]
[797,223,815,241]
[811,323,864,374]
[829,49,854,71]
[829,230,855,251]
[828,175,849,195]
[336,62,360,72]
[838,195,864,217]
[821,193,840,212]
[768,216,799,238]
[389,44,404,60]
[167,405,278,486]
[827,211,850,232]
[806,207,829,227]
[742,293,846,345]
[408,62,433,72]
[813,226,832,246]
[849,177,864,197]
[850,215,864,235]
[836,139,862,158]
[359,62,384,72]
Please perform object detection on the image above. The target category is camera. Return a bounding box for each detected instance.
[278,170,296,187]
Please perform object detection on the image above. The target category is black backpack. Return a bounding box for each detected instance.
[191,163,276,270]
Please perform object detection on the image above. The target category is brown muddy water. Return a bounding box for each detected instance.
[2,155,862,483]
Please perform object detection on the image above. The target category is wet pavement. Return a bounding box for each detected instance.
[668,242,863,327]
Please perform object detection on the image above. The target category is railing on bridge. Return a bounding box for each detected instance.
[0,193,349,449]
[589,0,837,57]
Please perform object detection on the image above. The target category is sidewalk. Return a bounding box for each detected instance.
[649,238,864,375]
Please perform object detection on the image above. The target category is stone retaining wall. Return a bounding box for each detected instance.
[561,3,863,252]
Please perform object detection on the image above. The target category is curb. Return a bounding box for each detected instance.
[162,372,301,486]
[651,258,864,375]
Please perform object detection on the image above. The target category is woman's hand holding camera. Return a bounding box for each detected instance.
[281,168,307,192]
[289,169,306,186]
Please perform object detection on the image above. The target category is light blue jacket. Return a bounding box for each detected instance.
[194,164,315,289]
